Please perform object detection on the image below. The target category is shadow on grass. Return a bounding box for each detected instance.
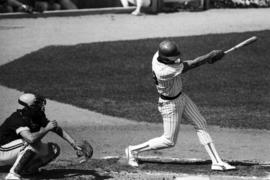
[0,30,269,129]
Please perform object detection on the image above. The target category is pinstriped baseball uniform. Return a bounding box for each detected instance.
[148,51,209,149]
[126,41,236,170]
[153,51,207,125]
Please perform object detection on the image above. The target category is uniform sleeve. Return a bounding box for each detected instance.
[158,63,184,80]
[38,112,49,127]
[16,126,30,134]
[7,115,30,135]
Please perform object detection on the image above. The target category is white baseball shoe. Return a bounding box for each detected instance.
[125,146,139,167]
[5,172,21,180]
[211,161,236,171]
[131,10,143,16]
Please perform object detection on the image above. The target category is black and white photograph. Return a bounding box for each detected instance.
[0,0,270,179]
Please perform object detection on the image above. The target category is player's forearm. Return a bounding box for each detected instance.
[53,126,76,149]
[187,53,211,67]
[23,128,50,144]
[182,53,212,72]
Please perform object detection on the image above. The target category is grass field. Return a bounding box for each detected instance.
[0,30,269,129]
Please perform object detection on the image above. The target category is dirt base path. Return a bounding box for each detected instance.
[0,9,270,165]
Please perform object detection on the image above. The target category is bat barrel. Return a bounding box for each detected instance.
[225,36,257,54]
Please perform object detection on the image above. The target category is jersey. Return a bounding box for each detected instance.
[152,51,184,98]
[0,110,49,146]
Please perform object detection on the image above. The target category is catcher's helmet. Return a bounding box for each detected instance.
[158,40,181,62]
[18,93,46,111]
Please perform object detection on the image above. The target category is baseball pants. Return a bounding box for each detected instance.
[0,139,25,166]
[147,92,212,149]
[1,139,60,173]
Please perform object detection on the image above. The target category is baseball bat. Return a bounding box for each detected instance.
[224,36,257,54]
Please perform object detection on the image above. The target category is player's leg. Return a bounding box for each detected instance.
[132,0,144,15]
[120,0,129,7]
[126,98,184,166]
[182,94,235,171]
[5,142,36,180]
[0,139,25,167]
[21,142,60,175]
[0,139,26,180]
[132,0,151,15]
[6,141,60,179]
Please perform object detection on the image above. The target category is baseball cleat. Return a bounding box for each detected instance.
[131,10,143,16]
[211,162,236,171]
[125,146,139,167]
[5,172,21,180]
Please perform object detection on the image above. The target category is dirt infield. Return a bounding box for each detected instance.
[0,8,270,179]
[1,156,270,179]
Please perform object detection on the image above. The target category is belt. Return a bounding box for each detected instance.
[159,91,182,100]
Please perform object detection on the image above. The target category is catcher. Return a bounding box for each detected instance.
[0,93,93,180]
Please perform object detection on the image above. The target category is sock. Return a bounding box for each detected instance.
[204,143,223,164]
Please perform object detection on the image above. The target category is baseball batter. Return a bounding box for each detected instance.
[125,40,236,171]
[0,93,86,180]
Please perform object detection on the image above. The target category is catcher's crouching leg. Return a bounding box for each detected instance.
[8,146,36,177]
[22,142,60,175]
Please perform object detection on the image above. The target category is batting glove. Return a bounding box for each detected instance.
[208,50,225,64]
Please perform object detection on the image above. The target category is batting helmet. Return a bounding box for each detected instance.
[158,40,181,62]
[18,93,46,111]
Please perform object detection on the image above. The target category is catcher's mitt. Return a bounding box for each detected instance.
[76,140,93,163]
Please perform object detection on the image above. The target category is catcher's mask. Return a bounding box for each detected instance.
[18,93,46,113]
[158,40,181,64]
